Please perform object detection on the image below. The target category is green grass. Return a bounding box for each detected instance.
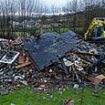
[0,86,105,105]
[0,27,84,37]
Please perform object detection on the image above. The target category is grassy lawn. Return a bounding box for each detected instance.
[0,27,84,38]
[0,86,105,105]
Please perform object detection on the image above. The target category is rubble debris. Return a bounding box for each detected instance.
[63,99,75,105]
[10,103,16,105]
[86,74,105,85]
[15,62,32,69]
[0,87,9,95]
[89,48,98,55]
[8,39,14,50]
[73,84,79,89]
[14,36,23,45]
[0,32,105,95]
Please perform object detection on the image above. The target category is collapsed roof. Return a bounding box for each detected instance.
[23,31,81,70]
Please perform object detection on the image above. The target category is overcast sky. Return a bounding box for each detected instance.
[43,0,69,8]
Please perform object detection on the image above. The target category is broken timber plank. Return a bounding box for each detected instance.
[15,62,32,69]
[73,51,99,56]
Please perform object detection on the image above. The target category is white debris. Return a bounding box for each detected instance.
[49,69,53,73]
[73,84,79,89]
[19,80,28,85]
[10,103,16,105]
[89,48,98,54]
[63,58,74,67]
[75,61,83,71]
[14,76,24,80]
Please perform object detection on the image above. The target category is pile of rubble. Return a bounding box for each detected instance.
[0,37,33,95]
[0,32,105,95]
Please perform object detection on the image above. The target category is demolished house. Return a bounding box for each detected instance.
[0,31,105,95]
[23,31,105,90]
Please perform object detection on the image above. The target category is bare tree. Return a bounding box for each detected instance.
[64,0,78,32]
[0,0,47,37]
